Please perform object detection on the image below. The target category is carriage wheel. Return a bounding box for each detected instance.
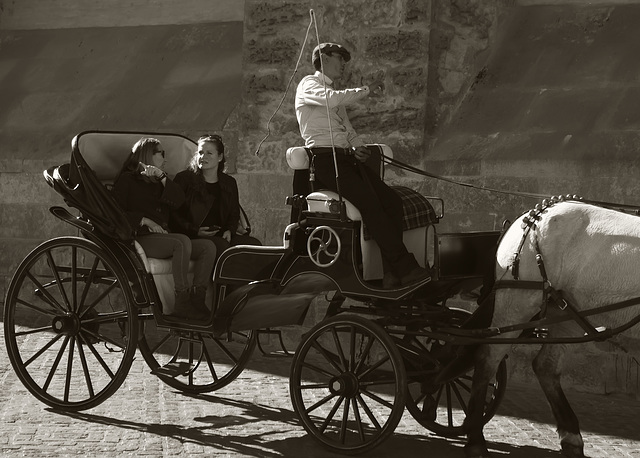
[3,237,138,411]
[402,308,507,437]
[138,319,256,393]
[290,315,406,454]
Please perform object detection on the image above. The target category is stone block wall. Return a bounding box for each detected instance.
[232,0,434,246]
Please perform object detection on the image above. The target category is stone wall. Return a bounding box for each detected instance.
[235,0,434,245]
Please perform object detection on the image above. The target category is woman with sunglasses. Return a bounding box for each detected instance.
[170,135,261,260]
[112,137,216,321]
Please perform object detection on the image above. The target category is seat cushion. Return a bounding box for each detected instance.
[306,191,362,221]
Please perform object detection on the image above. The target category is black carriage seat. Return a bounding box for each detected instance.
[75,131,199,314]
[285,145,440,281]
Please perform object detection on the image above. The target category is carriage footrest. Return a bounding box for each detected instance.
[150,362,193,377]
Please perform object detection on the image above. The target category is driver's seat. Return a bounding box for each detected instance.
[286,145,432,281]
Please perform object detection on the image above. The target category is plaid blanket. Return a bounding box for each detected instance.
[362,186,437,239]
[392,186,438,231]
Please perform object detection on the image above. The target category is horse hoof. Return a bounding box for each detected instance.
[561,442,586,458]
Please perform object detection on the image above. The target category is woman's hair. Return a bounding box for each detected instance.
[117,137,162,178]
[188,134,226,178]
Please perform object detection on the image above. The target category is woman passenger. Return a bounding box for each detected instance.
[170,135,261,259]
[112,137,216,321]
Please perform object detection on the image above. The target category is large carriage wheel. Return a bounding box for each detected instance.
[401,307,507,437]
[3,237,138,411]
[290,315,406,455]
[138,320,256,393]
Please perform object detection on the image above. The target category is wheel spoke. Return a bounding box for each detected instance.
[16,298,58,318]
[339,394,350,444]
[75,336,95,398]
[83,340,116,379]
[359,377,397,388]
[71,246,78,312]
[299,381,331,389]
[330,327,347,369]
[305,392,337,414]
[24,333,64,367]
[84,279,119,312]
[450,380,468,414]
[319,395,344,433]
[15,326,57,337]
[311,340,344,374]
[26,271,66,313]
[64,336,76,402]
[200,337,220,383]
[361,388,394,410]
[300,361,337,378]
[351,397,365,442]
[148,330,173,354]
[45,250,72,311]
[358,354,390,380]
[43,335,70,391]
[354,335,375,375]
[452,376,472,394]
[446,383,454,427]
[78,257,100,314]
[356,393,382,431]
[349,325,356,372]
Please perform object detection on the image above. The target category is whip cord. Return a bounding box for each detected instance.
[253,11,314,156]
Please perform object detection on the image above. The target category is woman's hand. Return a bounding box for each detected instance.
[140,164,165,179]
[221,230,232,243]
[141,217,167,234]
[197,226,218,237]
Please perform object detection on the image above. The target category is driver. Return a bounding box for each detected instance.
[294,42,430,289]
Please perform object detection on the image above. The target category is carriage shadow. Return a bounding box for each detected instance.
[48,394,564,458]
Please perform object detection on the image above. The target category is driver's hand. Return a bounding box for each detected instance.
[361,74,384,97]
[353,146,371,163]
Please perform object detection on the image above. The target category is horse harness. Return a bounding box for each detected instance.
[494,196,625,340]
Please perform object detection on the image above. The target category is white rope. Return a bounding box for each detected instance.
[253,11,314,156]
[310,9,342,198]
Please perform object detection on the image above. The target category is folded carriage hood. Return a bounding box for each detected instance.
[213,274,337,336]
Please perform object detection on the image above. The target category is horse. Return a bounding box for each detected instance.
[464,199,640,458]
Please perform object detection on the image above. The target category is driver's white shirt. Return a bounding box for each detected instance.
[295,71,370,148]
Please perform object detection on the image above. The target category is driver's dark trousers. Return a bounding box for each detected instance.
[310,150,420,278]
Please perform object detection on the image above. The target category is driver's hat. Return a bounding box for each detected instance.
[311,42,351,66]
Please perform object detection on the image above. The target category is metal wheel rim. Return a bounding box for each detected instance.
[289,314,406,454]
[3,237,138,411]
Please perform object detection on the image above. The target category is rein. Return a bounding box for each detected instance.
[379,152,640,213]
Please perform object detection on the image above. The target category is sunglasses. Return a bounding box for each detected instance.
[153,149,165,158]
[199,134,222,142]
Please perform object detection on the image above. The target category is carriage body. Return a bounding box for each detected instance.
[3,131,507,454]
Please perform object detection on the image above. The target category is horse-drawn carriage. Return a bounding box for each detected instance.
[5,131,639,457]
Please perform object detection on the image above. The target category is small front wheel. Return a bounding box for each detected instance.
[290,315,406,454]
[403,308,507,437]
[138,318,256,393]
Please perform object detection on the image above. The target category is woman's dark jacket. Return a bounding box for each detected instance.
[112,171,185,234]
[170,169,240,239]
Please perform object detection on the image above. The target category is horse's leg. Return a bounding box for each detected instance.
[532,343,585,458]
[464,343,509,458]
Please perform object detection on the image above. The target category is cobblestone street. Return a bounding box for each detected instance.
[1,326,639,458]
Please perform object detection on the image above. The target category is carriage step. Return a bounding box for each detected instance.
[150,362,193,377]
